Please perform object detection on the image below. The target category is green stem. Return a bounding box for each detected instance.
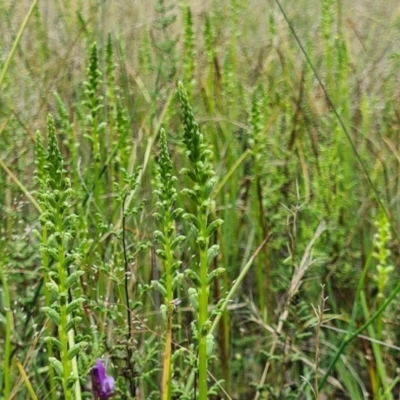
[184,234,270,394]
[41,226,58,400]
[198,209,209,400]
[57,239,72,400]
[162,310,173,400]
[253,175,265,315]
[55,206,77,400]
[69,328,82,400]
[93,124,101,210]
[162,227,173,400]
[0,263,12,399]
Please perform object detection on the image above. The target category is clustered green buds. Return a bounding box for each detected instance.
[373,209,393,300]
[177,81,224,399]
[36,115,86,399]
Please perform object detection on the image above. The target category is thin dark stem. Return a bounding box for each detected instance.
[122,194,136,395]
[122,194,132,342]
[82,143,119,207]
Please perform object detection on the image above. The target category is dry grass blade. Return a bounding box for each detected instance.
[14,360,38,400]
[211,234,272,334]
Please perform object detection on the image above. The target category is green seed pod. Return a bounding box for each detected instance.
[66,271,84,289]
[171,235,186,250]
[43,336,63,351]
[68,342,88,360]
[45,281,59,297]
[185,269,201,287]
[66,374,78,389]
[206,220,224,238]
[188,287,198,310]
[66,298,85,315]
[49,357,64,377]
[206,267,225,285]
[206,333,214,357]
[65,316,81,333]
[160,304,167,322]
[206,245,220,266]
[151,280,167,297]
[42,307,61,325]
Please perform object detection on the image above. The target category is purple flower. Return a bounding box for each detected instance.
[91,359,115,400]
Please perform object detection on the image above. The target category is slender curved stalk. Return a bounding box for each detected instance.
[210,235,271,334]
[360,291,392,399]
[0,0,38,92]
[318,279,400,390]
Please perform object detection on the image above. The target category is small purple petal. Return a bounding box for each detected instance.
[92,359,115,399]
[102,376,115,394]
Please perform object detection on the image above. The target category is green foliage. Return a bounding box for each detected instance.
[177,81,224,399]
[182,4,195,98]
[36,115,84,399]
[2,2,400,399]
[154,127,185,398]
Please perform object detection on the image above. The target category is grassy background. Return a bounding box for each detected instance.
[1,0,400,399]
